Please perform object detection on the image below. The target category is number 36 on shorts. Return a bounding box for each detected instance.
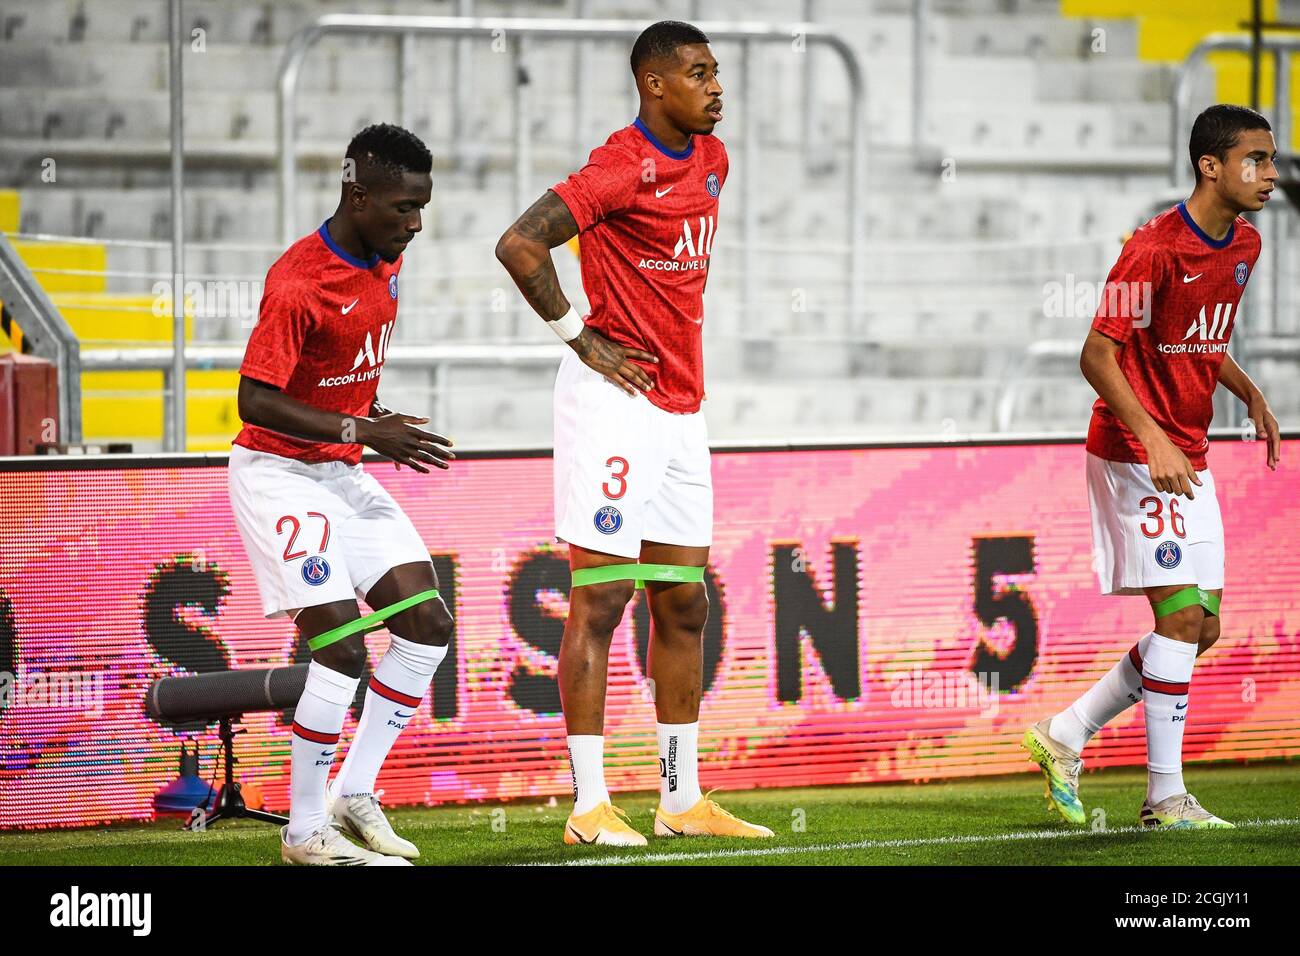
[1139,496,1186,539]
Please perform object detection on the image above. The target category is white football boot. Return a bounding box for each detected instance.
[1139,792,1234,830]
[280,823,412,866]
[330,790,420,859]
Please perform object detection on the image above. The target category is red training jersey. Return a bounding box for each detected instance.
[233,221,402,465]
[551,119,728,414]
[1086,202,1261,470]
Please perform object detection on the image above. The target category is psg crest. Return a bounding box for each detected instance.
[1235,261,1248,285]
[389,274,399,299]
[706,172,720,197]
[594,506,623,535]
[1155,540,1182,570]
[301,555,331,585]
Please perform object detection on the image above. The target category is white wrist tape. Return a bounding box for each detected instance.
[549,307,585,343]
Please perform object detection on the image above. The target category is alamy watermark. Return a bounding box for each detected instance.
[151,278,262,326]
[1043,276,1153,326]
[890,667,1002,718]
[49,886,150,936]
[0,667,104,716]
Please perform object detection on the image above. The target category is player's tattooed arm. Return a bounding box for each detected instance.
[238,377,454,474]
[496,191,658,396]
[495,190,579,321]
[1080,330,1201,498]
[1218,352,1281,469]
[511,190,579,248]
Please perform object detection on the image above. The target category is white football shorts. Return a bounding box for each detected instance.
[1086,451,1225,596]
[228,444,431,618]
[553,349,712,559]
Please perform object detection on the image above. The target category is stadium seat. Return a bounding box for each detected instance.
[1,0,1294,445]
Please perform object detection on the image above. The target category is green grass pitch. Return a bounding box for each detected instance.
[2,763,1296,866]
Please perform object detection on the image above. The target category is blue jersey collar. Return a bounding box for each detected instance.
[318,219,380,269]
[1177,202,1234,249]
[633,117,693,160]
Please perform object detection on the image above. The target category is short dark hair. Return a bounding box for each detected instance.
[1188,104,1271,181]
[345,123,432,185]
[630,20,710,76]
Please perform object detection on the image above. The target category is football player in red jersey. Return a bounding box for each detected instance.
[229,124,455,865]
[496,21,772,845]
[1024,105,1282,830]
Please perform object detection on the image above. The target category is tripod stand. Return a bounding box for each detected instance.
[186,716,288,829]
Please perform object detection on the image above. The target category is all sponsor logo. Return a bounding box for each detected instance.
[1157,303,1233,354]
[673,216,715,259]
[638,217,715,272]
[350,320,394,372]
[1182,303,1233,341]
[317,320,394,387]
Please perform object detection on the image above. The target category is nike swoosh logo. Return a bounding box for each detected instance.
[659,820,684,835]
[655,186,674,198]
[342,298,360,313]
[1182,273,1202,283]
[394,711,415,718]
[1175,702,1188,710]
[320,750,336,757]
[567,824,596,845]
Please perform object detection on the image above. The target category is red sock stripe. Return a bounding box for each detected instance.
[292,722,340,745]
[368,676,422,708]
[1127,644,1144,672]
[1141,676,1190,696]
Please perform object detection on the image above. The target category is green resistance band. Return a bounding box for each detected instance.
[571,563,705,590]
[1151,586,1220,619]
[307,588,441,652]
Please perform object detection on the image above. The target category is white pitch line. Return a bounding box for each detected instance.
[9,817,1296,863]
[523,817,1300,867]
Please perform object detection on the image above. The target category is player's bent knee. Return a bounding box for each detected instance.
[1153,603,1204,644]
[428,601,454,647]
[313,633,368,678]
[395,599,454,647]
[1198,616,1221,655]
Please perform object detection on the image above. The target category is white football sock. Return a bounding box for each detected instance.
[1142,633,1197,804]
[333,636,447,799]
[657,721,703,814]
[287,661,359,845]
[1051,633,1153,752]
[567,735,609,815]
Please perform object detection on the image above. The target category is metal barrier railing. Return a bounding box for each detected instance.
[1171,33,1297,187]
[166,0,186,453]
[277,14,870,341]
[0,234,82,440]
[995,337,1300,432]
[80,343,563,439]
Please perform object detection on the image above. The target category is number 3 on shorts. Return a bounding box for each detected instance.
[277,512,331,562]
[603,456,629,500]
